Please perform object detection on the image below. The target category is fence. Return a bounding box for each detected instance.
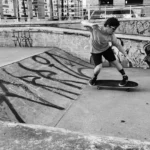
[1,4,150,22]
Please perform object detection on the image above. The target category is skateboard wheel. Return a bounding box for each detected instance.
[97,86,101,90]
[126,88,130,92]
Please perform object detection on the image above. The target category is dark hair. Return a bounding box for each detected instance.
[104,17,120,28]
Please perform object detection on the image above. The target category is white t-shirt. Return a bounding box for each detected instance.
[88,25,120,54]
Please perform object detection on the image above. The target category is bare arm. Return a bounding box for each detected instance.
[116,43,128,57]
[112,35,133,63]
[112,35,127,56]
[81,20,98,31]
[81,20,95,27]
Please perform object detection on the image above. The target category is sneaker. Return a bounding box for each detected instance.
[119,75,128,86]
[89,77,97,86]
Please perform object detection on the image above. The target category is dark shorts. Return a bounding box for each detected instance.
[91,47,116,66]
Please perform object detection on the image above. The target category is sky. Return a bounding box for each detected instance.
[83,0,86,6]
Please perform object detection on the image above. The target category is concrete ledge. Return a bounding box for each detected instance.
[116,34,150,41]
[0,25,149,41]
[0,121,150,150]
[0,25,149,68]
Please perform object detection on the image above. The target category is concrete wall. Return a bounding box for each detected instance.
[86,0,149,6]
[0,18,150,69]
[143,0,150,5]
[117,19,150,36]
[113,0,125,6]
[115,19,150,68]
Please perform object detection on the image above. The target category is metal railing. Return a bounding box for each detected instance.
[0,4,150,22]
[85,4,150,20]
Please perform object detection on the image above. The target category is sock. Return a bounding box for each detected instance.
[119,69,126,76]
[93,74,98,79]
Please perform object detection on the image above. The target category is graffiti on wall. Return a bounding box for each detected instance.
[143,42,150,67]
[118,20,150,36]
[12,30,33,47]
[111,39,150,69]
[0,31,10,37]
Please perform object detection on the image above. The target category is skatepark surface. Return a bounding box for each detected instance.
[0,47,150,149]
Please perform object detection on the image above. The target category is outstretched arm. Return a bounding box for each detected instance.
[81,20,98,31]
[81,20,95,27]
[112,36,133,63]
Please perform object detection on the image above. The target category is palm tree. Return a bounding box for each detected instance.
[22,0,27,21]
[13,0,20,21]
[49,0,53,20]
[0,0,3,19]
[98,0,101,10]
[98,0,100,5]
[61,0,64,20]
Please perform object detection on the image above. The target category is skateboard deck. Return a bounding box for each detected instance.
[96,80,138,90]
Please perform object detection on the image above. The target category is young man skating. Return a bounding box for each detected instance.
[81,17,132,86]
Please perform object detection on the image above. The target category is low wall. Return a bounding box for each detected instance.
[116,18,150,68]
[0,27,91,62]
[0,18,150,69]
[117,18,150,36]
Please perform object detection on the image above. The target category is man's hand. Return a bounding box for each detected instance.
[126,55,132,62]
[81,20,92,27]
[126,55,133,67]
[81,20,98,27]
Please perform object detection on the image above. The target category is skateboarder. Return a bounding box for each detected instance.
[81,17,132,86]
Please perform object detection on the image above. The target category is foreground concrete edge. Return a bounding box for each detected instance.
[0,121,150,150]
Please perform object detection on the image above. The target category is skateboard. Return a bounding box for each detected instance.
[96,80,138,91]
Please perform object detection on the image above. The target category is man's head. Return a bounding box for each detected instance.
[104,17,120,34]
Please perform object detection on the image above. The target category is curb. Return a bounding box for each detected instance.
[0,121,150,150]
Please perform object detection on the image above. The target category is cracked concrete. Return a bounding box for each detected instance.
[0,47,150,149]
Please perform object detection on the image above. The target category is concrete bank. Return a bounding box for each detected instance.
[0,47,150,149]
[0,18,150,149]
[0,121,150,150]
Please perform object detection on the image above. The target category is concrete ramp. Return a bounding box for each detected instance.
[1,47,150,149]
[0,47,92,125]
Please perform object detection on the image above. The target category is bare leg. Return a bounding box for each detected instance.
[111,60,123,71]
[111,60,128,86]
[89,63,102,86]
[93,63,102,77]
